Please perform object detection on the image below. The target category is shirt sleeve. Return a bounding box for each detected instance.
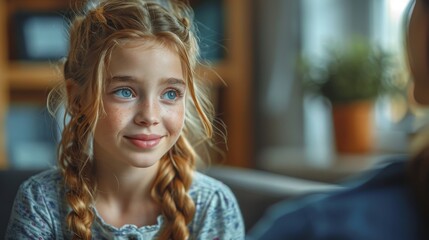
[5,179,55,240]
[193,185,245,240]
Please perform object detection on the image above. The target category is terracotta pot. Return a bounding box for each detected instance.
[332,101,374,154]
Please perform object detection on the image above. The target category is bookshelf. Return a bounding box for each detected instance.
[0,0,253,169]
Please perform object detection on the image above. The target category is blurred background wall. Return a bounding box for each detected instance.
[252,0,414,182]
[0,0,417,181]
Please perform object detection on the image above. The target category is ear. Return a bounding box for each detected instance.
[66,79,81,115]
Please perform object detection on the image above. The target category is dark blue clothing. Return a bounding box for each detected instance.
[247,159,424,240]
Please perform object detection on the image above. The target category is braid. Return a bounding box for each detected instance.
[64,163,95,240]
[151,136,196,240]
[58,108,97,240]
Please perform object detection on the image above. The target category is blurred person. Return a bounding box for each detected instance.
[247,0,429,239]
[5,0,244,239]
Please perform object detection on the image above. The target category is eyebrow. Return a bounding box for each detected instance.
[109,75,138,82]
[164,77,186,86]
[109,76,186,86]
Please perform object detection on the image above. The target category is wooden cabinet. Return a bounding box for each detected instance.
[221,0,253,167]
[0,0,253,168]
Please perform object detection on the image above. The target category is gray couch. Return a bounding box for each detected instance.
[1,166,339,237]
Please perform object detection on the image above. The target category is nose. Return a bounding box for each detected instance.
[134,98,160,127]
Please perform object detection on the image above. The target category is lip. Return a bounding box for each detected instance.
[125,134,163,149]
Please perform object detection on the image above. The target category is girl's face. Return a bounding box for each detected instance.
[408,0,429,105]
[93,40,186,169]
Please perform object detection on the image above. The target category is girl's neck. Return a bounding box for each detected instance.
[95,160,159,202]
[93,161,161,228]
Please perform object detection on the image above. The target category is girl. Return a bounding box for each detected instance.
[6,0,244,239]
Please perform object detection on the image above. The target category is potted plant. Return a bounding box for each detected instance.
[299,38,401,154]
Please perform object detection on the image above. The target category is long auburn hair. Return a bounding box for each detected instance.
[48,0,217,239]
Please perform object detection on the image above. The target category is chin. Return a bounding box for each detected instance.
[129,160,159,169]
[125,154,162,169]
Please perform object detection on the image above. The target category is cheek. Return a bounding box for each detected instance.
[163,104,185,134]
[98,105,132,132]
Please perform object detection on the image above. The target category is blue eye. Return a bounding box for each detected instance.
[114,88,134,99]
[162,90,178,100]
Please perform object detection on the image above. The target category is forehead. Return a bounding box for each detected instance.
[116,37,179,55]
[107,38,181,69]
[106,38,184,79]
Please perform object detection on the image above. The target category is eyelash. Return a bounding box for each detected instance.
[113,87,135,99]
[162,88,184,102]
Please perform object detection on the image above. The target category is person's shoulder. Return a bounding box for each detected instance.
[19,168,63,198]
[265,156,409,210]
[248,156,419,239]
[261,158,410,213]
[191,171,227,188]
[190,171,235,198]
[24,168,62,187]
[341,156,408,193]
[189,172,245,238]
[189,171,241,214]
[308,156,410,207]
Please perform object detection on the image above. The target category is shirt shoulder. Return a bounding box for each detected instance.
[190,171,232,194]
[303,159,412,215]
[248,159,421,240]
[6,168,68,239]
[25,168,62,186]
[190,172,242,213]
[189,172,245,239]
[21,168,64,202]
[17,168,62,198]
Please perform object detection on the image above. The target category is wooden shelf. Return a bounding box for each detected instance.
[8,62,62,90]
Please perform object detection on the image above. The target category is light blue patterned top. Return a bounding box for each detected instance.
[6,169,245,240]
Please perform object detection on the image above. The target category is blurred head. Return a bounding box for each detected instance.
[49,0,215,239]
[407,0,429,105]
[407,1,429,231]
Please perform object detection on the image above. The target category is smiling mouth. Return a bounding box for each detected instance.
[125,135,163,149]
